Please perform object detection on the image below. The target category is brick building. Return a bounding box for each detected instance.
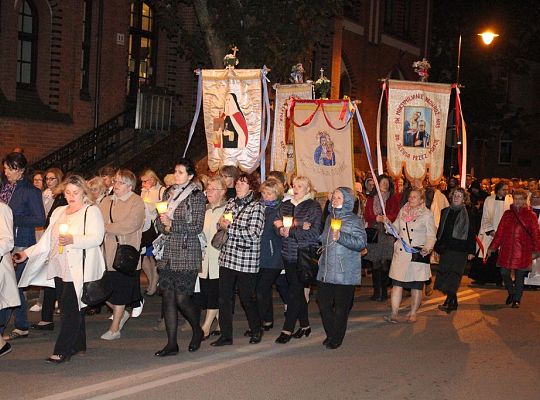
[0,0,432,174]
[0,0,197,164]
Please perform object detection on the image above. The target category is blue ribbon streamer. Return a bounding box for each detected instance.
[353,106,418,254]
[183,69,203,158]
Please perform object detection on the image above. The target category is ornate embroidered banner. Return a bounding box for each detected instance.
[270,83,313,172]
[386,80,452,183]
[291,100,354,194]
[201,69,263,172]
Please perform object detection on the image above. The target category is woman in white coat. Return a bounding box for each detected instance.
[0,202,19,357]
[384,188,436,323]
[17,175,106,363]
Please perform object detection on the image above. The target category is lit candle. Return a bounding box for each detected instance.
[223,212,233,222]
[155,201,168,214]
[282,216,293,228]
[58,223,70,254]
[330,218,342,232]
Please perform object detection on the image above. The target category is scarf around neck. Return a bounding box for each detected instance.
[401,202,426,223]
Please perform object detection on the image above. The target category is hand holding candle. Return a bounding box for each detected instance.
[156,201,168,214]
[330,218,342,241]
[282,216,293,228]
[58,223,70,254]
[222,212,233,223]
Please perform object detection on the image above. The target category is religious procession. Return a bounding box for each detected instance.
[2,42,539,368]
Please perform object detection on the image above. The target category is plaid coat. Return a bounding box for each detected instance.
[156,185,206,272]
[218,191,265,273]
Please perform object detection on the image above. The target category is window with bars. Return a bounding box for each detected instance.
[383,0,418,44]
[17,0,38,86]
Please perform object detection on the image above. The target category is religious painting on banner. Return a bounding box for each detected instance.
[291,100,354,194]
[202,69,263,172]
[270,83,313,173]
[386,80,451,183]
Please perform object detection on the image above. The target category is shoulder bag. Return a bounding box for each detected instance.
[405,222,431,264]
[81,207,112,306]
[297,245,321,284]
[211,200,252,250]
[109,201,139,276]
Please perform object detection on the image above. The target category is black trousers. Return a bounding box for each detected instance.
[256,268,283,324]
[41,286,57,323]
[53,278,86,356]
[282,260,309,332]
[316,281,355,346]
[500,268,528,302]
[218,267,260,340]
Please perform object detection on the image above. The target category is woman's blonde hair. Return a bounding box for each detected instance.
[293,175,316,197]
[408,187,426,202]
[163,174,175,188]
[261,178,285,200]
[87,176,107,200]
[63,175,95,204]
[140,169,163,187]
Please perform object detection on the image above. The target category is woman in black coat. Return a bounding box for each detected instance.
[434,188,478,313]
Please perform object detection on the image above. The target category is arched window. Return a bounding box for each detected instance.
[17,0,38,86]
[127,1,155,99]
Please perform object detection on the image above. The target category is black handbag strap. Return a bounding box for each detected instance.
[405,222,413,246]
[109,199,122,245]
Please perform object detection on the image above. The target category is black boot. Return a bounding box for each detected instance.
[447,293,458,313]
[370,269,382,301]
[379,269,389,302]
[438,295,451,312]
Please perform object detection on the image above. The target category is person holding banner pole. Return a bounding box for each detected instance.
[383,188,436,323]
[364,175,399,302]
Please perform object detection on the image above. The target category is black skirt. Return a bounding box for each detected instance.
[106,270,142,305]
[193,277,219,309]
[391,278,424,290]
[434,250,468,293]
[158,268,198,295]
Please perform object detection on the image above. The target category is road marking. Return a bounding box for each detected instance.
[35,288,496,400]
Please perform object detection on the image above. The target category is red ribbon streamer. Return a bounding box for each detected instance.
[289,99,352,131]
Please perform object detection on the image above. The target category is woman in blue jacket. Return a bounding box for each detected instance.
[317,187,366,349]
[0,152,46,340]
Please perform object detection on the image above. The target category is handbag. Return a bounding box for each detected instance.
[210,200,252,250]
[365,227,378,243]
[140,220,159,247]
[296,245,321,284]
[406,222,431,264]
[211,229,229,250]
[80,207,112,306]
[109,201,139,276]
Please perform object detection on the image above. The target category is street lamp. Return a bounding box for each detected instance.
[456,30,499,85]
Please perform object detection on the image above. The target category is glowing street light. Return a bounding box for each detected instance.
[478,31,499,45]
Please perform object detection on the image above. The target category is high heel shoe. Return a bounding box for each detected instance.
[155,345,179,357]
[275,332,292,344]
[46,354,71,364]
[292,327,311,338]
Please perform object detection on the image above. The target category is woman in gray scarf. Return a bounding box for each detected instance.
[434,187,478,313]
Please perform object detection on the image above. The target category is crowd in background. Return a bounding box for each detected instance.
[1,147,539,362]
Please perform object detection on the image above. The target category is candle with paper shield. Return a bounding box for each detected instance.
[282,216,293,228]
[155,201,168,214]
[222,212,233,222]
[58,223,70,254]
[330,218,342,232]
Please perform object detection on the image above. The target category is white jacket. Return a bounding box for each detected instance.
[0,203,19,310]
[477,194,513,253]
[19,205,106,310]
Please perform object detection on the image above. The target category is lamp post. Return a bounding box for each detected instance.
[451,30,499,178]
[456,30,499,86]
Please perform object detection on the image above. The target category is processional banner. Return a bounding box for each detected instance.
[291,100,354,194]
[386,80,452,183]
[202,69,262,172]
[270,83,313,172]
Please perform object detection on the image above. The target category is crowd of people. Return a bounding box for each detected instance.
[1,148,539,363]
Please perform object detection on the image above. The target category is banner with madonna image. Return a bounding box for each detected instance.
[290,100,355,194]
[385,80,452,183]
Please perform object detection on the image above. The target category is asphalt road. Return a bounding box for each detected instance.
[2,277,540,400]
